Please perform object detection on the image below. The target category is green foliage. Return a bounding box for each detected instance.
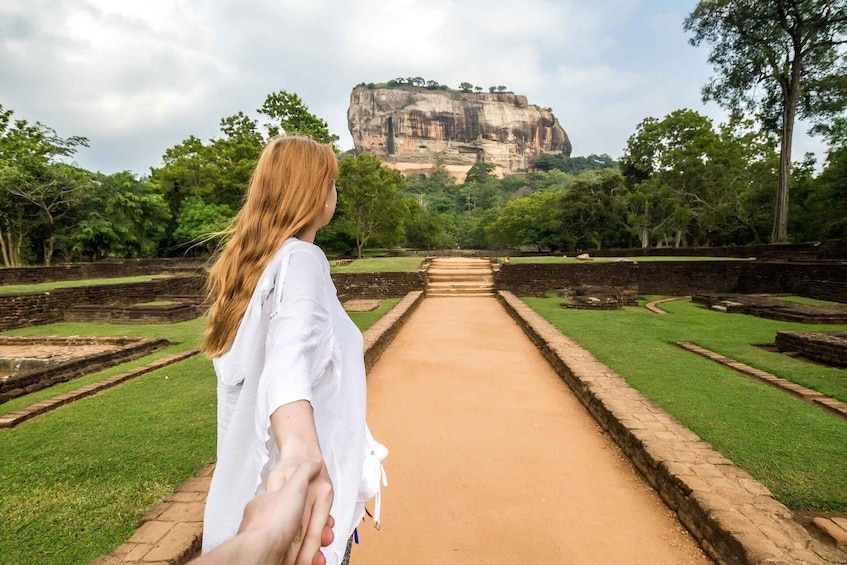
[172,196,233,253]
[458,82,473,92]
[685,0,847,242]
[336,154,409,258]
[258,91,339,147]
[559,169,628,250]
[534,153,618,174]
[70,171,171,261]
[0,104,89,266]
[620,109,777,248]
[486,190,565,250]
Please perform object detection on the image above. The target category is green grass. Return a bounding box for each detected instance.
[0,300,400,565]
[502,256,754,264]
[771,295,847,308]
[524,296,847,511]
[329,257,423,273]
[0,275,170,295]
[346,298,401,331]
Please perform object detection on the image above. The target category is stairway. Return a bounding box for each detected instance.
[426,258,495,297]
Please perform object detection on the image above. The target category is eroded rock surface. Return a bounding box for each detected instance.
[347,86,571,177]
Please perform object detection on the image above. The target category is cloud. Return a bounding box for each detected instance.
[0,0,829,173]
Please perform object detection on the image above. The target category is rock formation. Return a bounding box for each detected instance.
[347,86,571,178]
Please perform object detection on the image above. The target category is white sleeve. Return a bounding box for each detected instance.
[258,249,334,420]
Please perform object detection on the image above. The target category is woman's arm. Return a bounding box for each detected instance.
[266,401,334,565]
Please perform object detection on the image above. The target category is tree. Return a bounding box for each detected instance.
[70,171,171,260]
[459,82,473,92]
[497,85,507,92]
[474,86,483,92]
[0,105,89,265]
[486,190,565,250]
[258,91,339,147]
[684,1,847,242]
[489,86,497,93]
[337,154,408,258]
[559,169,627,250]
[171,196,232,254]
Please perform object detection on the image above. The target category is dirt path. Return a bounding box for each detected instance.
[355,297,711,564]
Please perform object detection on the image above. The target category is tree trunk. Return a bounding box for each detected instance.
[772,56,801,243]
[44,235,55,266]
[640,226,649,249]
[356,240,363,259]
[674,229,683,248]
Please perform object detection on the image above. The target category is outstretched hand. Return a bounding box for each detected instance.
[265,457,334,565]
[191,460,333,565]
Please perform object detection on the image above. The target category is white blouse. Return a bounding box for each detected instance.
[202,238,386,564]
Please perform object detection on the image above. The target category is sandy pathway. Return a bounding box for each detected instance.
[355,297,710,564]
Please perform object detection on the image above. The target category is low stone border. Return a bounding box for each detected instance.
[0,349,201,428]
[363,291,425,372]
[90,291,425,565]
[0,337,170,403]
[496,291,846,565]
[676,342,847,421]
[645,296,690,314]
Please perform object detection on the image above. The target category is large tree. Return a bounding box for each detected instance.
[0,105,88,265]
[336,154,408,258]
[684,0,847,242]
[258,91,339,147]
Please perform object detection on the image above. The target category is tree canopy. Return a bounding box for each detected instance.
[685,0,847,242]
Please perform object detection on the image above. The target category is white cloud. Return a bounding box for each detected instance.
[0,0,830,173]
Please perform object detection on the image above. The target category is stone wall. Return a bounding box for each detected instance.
[495,262,639,299]
[735,262,847,303]
[496,261,847,303]
[0,276,206,331]
[331,272,427,298]
[0,258,205,285]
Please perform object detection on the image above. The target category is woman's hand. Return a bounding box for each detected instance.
[265,458,334,565]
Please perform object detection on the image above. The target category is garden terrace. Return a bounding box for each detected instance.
[65,302,201,324]
[0,336,169,403]
[776,331,847,368]
[692,293,847,323]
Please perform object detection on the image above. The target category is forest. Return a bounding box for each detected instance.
[1,92,846,265]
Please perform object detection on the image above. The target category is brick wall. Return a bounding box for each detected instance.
[496,261,847,303]
[495,262,639,299]
[331,272,426,298]
[0,258,206,285]
[0,276,206,331]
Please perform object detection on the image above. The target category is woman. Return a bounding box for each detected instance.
[201,136,386,565]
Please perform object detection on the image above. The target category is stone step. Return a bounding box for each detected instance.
[428,272,495,282]
[427,292,496,297]
[427,282,495,290]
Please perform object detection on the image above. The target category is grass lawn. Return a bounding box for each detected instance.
[0,275,170,295]
[329,257,423,273]
[0,298,400,565]
[524,296,847,511]
[502,256,754,264]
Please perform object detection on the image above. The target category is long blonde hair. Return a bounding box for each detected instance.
[203,136,338,357]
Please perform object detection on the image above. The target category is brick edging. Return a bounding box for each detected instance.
[496,291,846,565]
[363,291,425,372]
[90,291,425,565]
[676,342,847,421]
[0,349,201,429]
[645,296,690,315]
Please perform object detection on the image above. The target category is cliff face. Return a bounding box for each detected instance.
[347,86,571,177]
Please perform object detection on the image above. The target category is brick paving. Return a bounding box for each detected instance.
[676,341,847,421]
[0,349,201,429]
[498,291,847,565]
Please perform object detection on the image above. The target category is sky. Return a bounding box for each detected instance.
[0,0,827,175]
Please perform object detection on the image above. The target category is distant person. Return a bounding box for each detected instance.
[201,136,387,565]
